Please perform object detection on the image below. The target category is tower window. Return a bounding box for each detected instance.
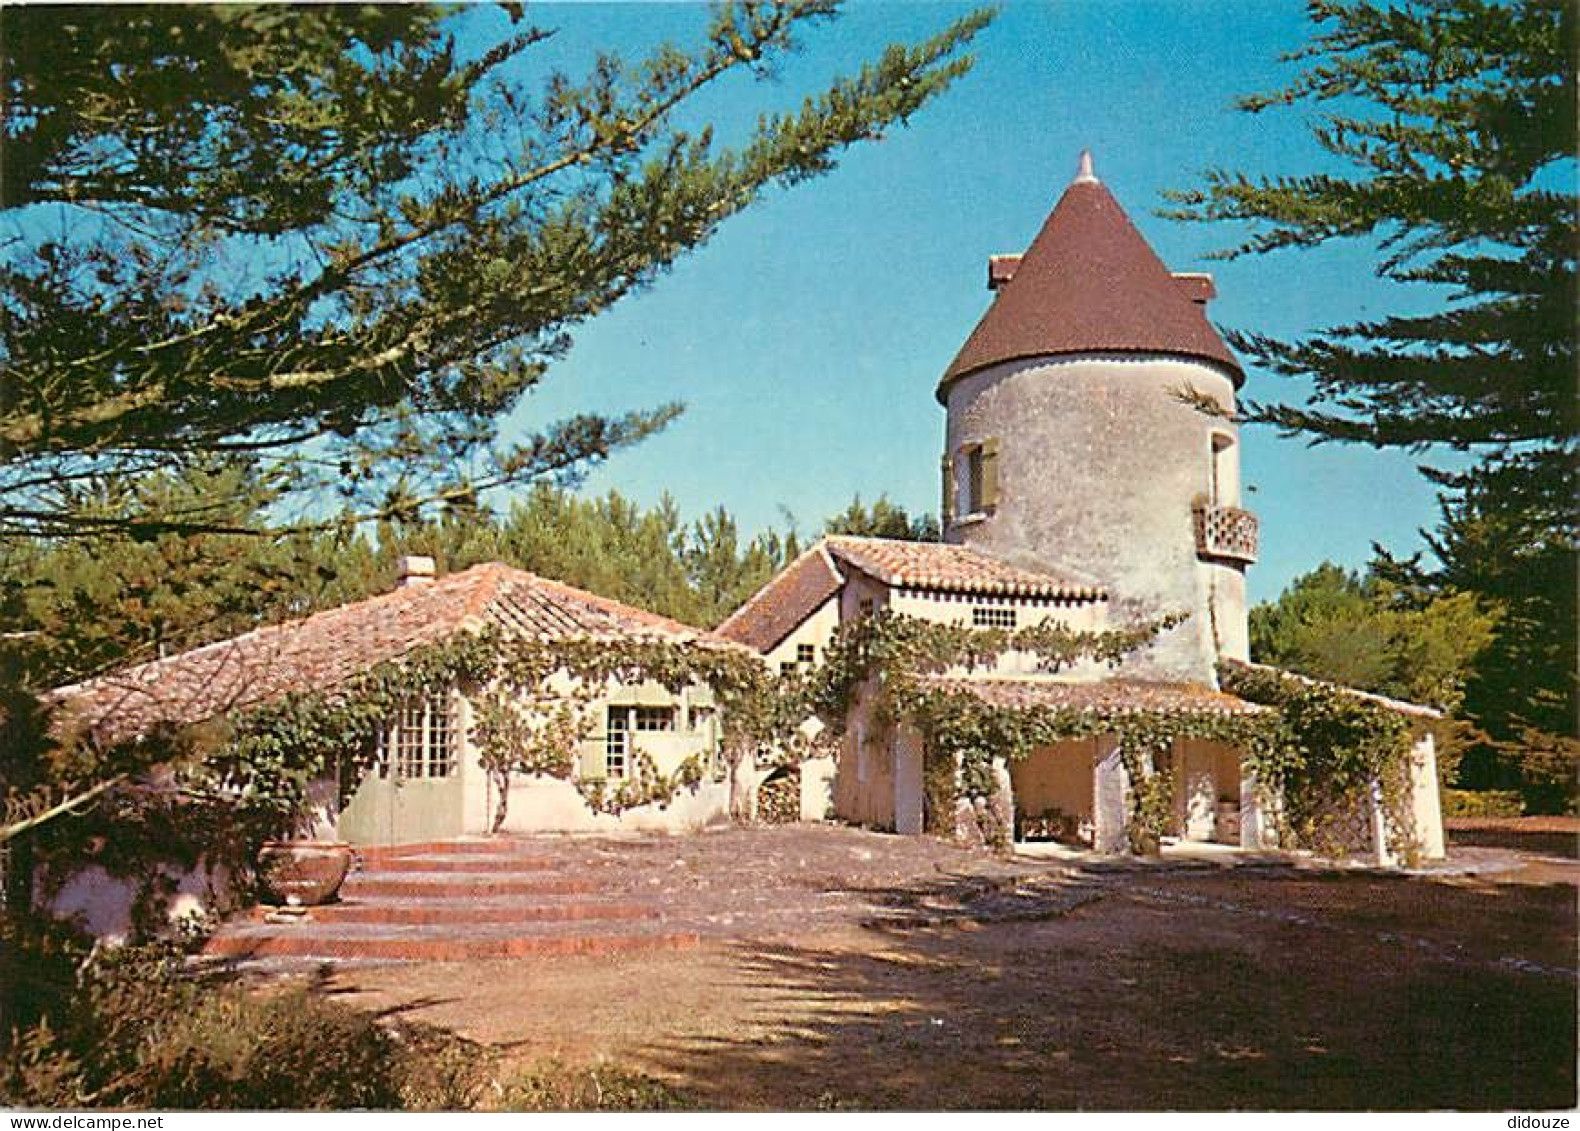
[972,606,1017,629]
[956,437,1001,516]
[1210,432,1239,508]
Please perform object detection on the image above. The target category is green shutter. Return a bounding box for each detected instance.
[941,454,955,523]
[981,437,1001,511]
[580,706,615,779]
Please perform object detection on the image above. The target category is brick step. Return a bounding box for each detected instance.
[357,855,561,874]
[268,900,657,926]
[356,839,534,860]
[205,929,700,962]
[342,875,599,898]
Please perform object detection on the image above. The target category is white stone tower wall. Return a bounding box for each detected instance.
[943,352,1249,683]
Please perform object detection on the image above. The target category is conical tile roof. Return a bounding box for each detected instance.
[938,154,1242,401]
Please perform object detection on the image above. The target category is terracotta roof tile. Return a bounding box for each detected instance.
[939,159,1242,400]
[715,544,844,653]
[53,563,731,746]
[916,675,1270,718]
[825,536,1106,601]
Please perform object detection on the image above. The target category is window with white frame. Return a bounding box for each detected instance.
[603,705,676,779]
[376,695,454,779]
[797,643,816,667]
[972,605,1017,630]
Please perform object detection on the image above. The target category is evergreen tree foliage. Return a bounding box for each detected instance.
[1169,0,1576,801]
[1249,560,1499,790]
[1250,561,1497,716]
[824,494,940,541]
[0,2,991,541]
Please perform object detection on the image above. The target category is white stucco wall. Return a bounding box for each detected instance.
[763,597,841,672]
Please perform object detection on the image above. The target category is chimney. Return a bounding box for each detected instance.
[1172,272,1216,305]
[395,555,437,588]
[987,254,1022,291]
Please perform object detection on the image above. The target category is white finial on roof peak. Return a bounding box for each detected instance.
[1074,149,1098,185]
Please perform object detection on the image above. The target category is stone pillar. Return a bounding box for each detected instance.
[799,754,835,823]
[893,734,924,836]
[1409,731,1447,860]
[1239,770,1265,849]
[1369,780,1397,867]
[1093,742,1130,854]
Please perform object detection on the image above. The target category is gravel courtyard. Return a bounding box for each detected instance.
[319,823,1578,1110]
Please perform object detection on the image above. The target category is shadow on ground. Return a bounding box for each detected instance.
[632,866,1577,1110]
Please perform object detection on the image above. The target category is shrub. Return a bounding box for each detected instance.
[1,937,402,1109]
[131,987,400,1109]
[502,1059,694,1111]
[1440,788,1524,818]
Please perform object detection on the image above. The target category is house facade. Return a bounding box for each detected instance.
[56,557,744,849]
[719,153,1447,864]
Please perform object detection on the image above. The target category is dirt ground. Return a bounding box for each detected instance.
[319,823,1578,1111]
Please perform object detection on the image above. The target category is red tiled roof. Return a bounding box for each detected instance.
[53,563,729,746]
[939,161,1242,400]
[715,544,844,653]
[915,675,1269,718]
[825,536,1106,601]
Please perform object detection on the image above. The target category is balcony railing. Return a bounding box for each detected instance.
[1193,503,1259,564]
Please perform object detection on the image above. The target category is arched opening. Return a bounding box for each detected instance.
[1210,431,1239,508]
[756,765,801,825]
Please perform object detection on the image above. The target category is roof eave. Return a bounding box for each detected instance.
[936,346,1245,404]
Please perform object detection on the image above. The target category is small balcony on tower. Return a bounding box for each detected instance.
[1193,502,1259,564]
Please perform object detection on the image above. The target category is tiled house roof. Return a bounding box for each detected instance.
[825,536,1106,601]
[53,563,727,746]
[715,544,845,653]
[939,156,1242,400]
[916,675,1270,718]
[715,536,1107,655]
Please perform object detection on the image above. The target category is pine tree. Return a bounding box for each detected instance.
[0,3,992,542]
[1169,0,1576,803]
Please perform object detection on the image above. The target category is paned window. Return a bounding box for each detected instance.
[633,706,675,732]
[797,643,816,666]
[376,695,455,779]
[605,709,628,780]
[602,706,677,779]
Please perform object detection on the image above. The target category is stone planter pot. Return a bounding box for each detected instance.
[256,841,352,906]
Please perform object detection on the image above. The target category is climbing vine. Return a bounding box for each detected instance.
[576,751,707,816]
[1218,661,1420,861]
[800,609,1286,850]
[31,603,1429,930]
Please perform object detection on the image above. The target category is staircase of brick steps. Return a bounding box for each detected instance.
[204,839,698,964]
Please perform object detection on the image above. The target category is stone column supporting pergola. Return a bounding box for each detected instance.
[1093,740,1130,854]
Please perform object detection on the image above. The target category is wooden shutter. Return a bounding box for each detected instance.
[580,706,617,779]
[981,437,1001,511]
[940,454,955,524]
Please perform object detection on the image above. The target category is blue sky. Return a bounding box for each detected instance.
[467,1,1461,605]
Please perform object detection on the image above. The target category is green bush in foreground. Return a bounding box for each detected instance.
[502,1059,693,1112]
[0,928,693,1111]
[1,939,400,1109]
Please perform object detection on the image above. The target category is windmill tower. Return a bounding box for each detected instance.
[938,152,1257,683]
